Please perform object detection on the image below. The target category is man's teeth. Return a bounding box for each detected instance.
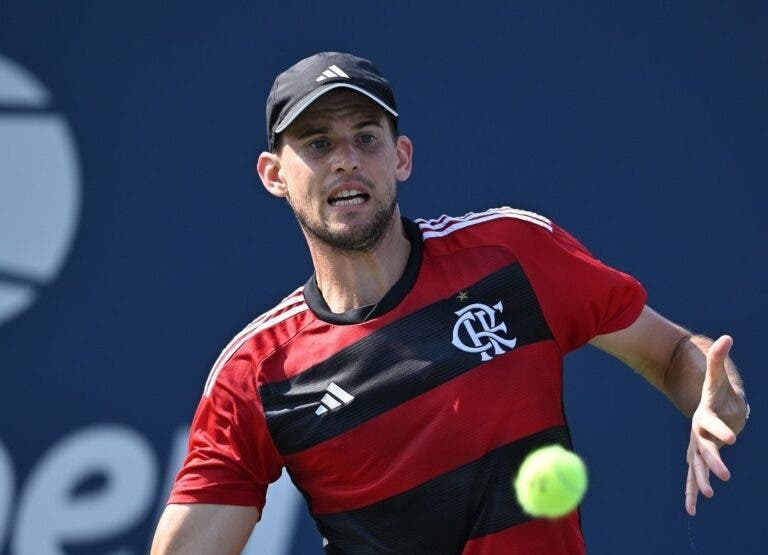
[329,189,366,206]
[333,197,365,206]
[333,189,362,199]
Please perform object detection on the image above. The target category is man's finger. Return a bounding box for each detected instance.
[698,410,737,445]
[685,465,699,516]
[692,450,713,498]
[697,435,731,481]
[704,335,733,385]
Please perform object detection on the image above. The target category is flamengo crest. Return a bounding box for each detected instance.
[452,301,517,361]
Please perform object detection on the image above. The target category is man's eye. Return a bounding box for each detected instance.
[309,139,330,150]
[359,135,376,144]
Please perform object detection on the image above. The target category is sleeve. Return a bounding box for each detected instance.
[168,353,284,513]
[515,220,647,354]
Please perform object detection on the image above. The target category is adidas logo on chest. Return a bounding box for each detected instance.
[315,382,355,415]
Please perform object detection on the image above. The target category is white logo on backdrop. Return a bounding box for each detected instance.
[0,54,303,554]
[0,53,81,326]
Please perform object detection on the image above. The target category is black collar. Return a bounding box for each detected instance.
[302,218,423,325]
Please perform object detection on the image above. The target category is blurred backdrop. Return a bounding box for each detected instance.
[0,1,766,554]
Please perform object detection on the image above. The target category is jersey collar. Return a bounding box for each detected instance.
[303,217,423,325]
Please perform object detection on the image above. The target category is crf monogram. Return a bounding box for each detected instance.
[451,301,517,361]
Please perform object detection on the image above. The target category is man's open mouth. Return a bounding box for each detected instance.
[328,189,369,206]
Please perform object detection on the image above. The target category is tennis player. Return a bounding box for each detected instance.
[151,52,748,554]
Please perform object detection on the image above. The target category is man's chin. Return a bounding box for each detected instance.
[303,219,388,253]
[295,198,398,253]
[321,230,384,253]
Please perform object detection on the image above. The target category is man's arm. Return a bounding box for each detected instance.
[589,305,748,515]
[151,503,260,555]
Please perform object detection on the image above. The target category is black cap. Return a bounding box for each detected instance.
[266,52,398,150]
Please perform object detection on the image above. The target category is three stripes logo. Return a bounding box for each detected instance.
[315,382,354,415]
[315,64,349,82]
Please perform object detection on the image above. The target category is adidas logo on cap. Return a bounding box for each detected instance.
[315,64,349,82]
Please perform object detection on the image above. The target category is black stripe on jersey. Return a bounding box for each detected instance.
[316,426,573,555]
[260,262,554,455]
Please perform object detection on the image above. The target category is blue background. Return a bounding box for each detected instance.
[1,1,765,553]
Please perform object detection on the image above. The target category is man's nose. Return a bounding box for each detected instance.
[331,141,360,173]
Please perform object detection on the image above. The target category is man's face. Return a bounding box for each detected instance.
[265,89,412,252]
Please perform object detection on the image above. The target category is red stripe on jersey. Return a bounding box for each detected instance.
[284,341,564,514]
[462,513,585,554]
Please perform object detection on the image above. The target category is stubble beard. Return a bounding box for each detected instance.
[289,189,398,254]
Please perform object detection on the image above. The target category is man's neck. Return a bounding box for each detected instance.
[306,209,411,314]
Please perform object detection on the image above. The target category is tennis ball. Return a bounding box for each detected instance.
[513,444,588,518]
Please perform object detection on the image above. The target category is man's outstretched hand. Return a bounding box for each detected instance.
[685,335,747,516]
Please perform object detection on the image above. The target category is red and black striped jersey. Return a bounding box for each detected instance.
[170,207,647,554]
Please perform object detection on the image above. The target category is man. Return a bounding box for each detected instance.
[151,52,748,554]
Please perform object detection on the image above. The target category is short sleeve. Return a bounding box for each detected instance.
[515,222,647,353]
[168,354,284,513]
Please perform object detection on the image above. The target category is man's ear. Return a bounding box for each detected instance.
[394,135,413,182]
[257,151,287,198]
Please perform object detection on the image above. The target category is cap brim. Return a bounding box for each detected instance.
[273,83,398,134]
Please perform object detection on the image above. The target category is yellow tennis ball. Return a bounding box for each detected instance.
[513,444,588,518]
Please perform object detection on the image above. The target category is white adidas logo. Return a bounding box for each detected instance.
[315,65,349,82]
[315,382,354,415]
